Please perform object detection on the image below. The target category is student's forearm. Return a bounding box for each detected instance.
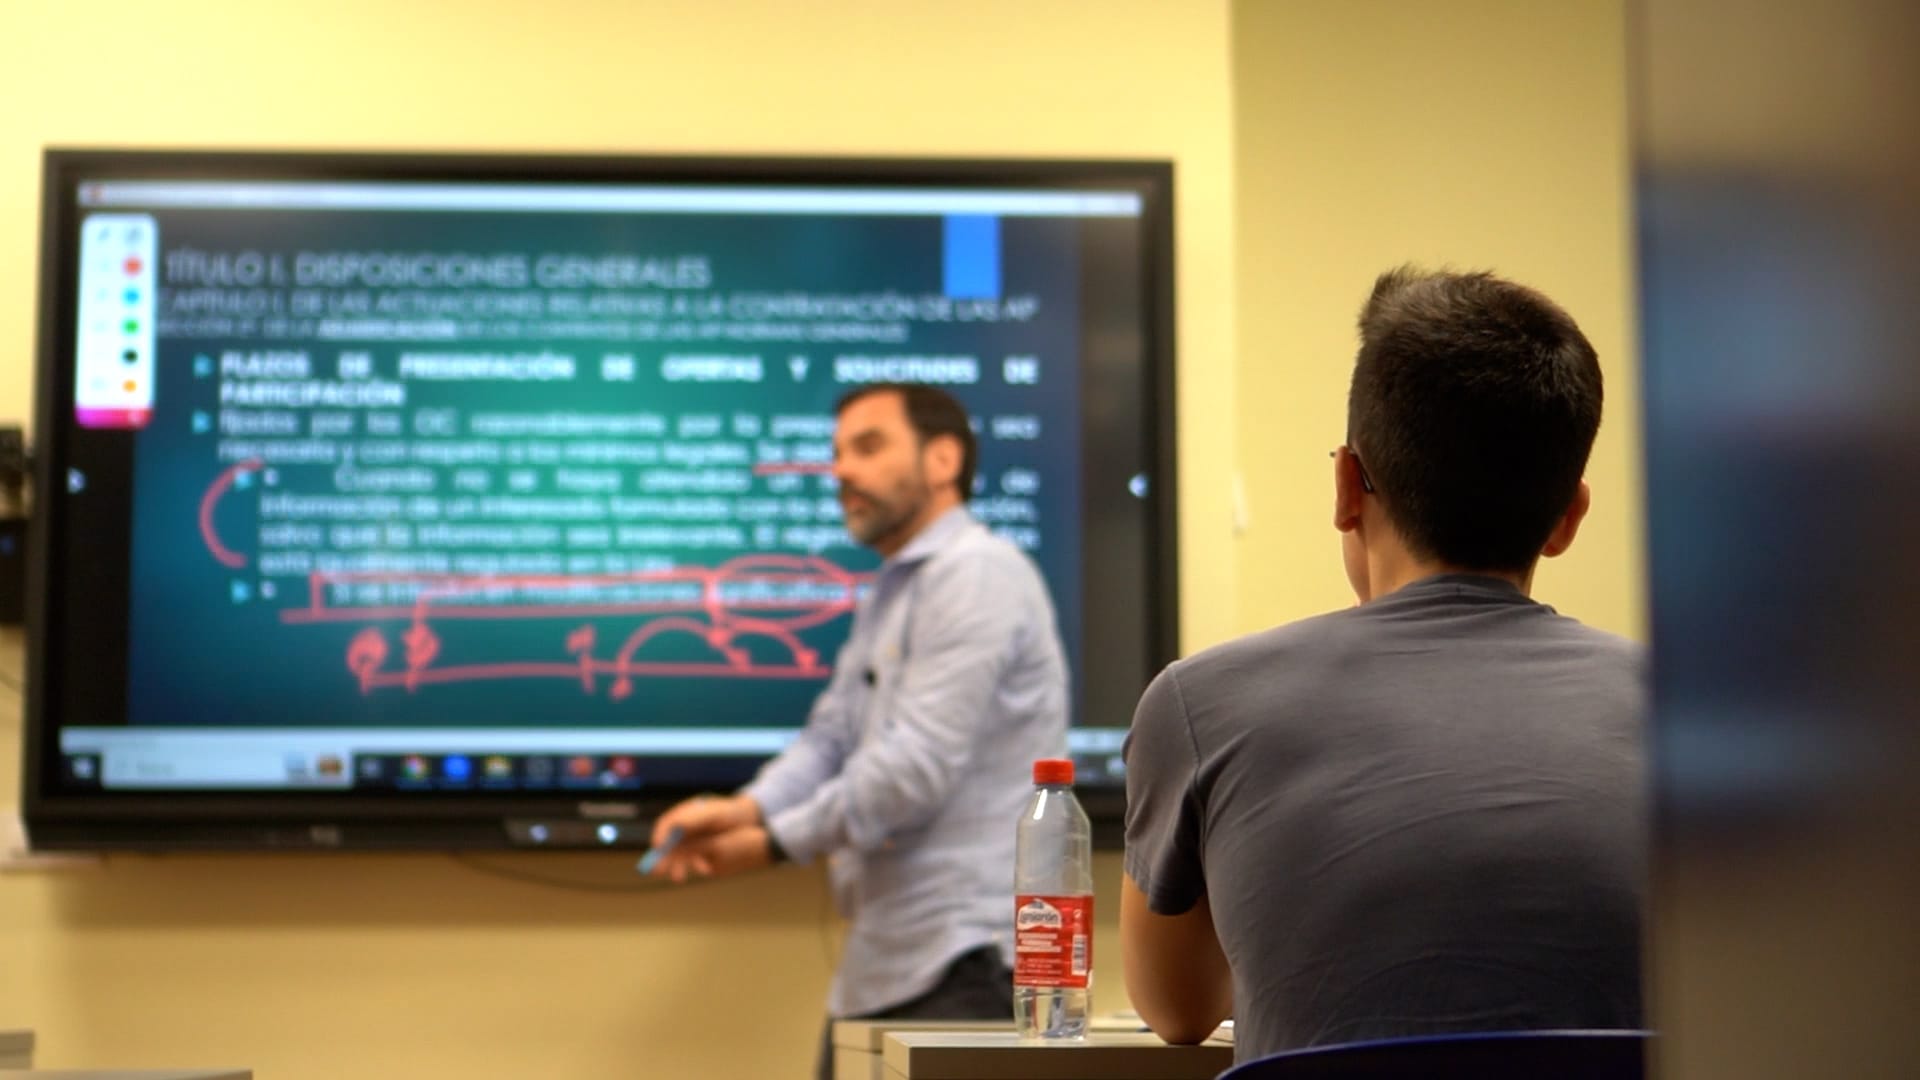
[1121,876,1233,1043]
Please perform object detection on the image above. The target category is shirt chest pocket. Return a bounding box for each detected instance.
[856,637,909,744]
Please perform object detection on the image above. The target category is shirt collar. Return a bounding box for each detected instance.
[1387,572,1533,603]
[884,504,975,569]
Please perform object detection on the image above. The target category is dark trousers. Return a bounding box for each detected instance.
[815,945,1012,1080]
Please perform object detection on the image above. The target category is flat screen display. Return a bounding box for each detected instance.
[23,150,1176,849]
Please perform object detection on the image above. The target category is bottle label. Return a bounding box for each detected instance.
[1013,894,1093,989]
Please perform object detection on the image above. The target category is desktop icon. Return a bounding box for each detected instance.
[442,754,472,782]
[402,754,430,781]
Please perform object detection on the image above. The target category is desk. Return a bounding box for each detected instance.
[834,1020,1009,1080]
[882,1031,1233,1079]
[0,1030,32,1068]
[832,1013,1174,1079]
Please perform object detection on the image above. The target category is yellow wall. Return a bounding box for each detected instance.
[0,2,1235,1077]
[1231,0,1643,638]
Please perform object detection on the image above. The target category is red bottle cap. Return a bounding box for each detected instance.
[1033,758,1074,785]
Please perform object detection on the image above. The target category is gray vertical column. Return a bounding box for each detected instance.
[1633,3,1920,1078]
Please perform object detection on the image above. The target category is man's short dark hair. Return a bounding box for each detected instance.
[1347,266,1603,572]
[836,382,978,501]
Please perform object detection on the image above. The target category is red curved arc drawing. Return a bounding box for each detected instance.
[565,624,598,692]
[713,552,857,586]
[705,553,861,632]
[700,570,724,627]
[708,555,800,620]
[722,617,821,670]
[607,616,741,701]
[315,559,870,696]
[805,555,856,584]
[199,459,264,569]
[346,627,389,693]
[351,661,831,692]
[612,617,735,667]
[401,622,441,692]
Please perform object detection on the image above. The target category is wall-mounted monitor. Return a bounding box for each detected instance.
[23,149,1176,849]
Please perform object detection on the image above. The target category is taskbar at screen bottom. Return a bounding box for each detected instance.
[50,725,1132,792]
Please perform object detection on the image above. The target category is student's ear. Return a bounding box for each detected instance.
[1541,480,1592,559]
[1333,447,1367,533]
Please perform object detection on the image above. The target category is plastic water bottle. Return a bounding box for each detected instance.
[1013,757,1093,1040]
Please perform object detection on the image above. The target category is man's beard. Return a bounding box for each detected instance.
[840,473,929,549]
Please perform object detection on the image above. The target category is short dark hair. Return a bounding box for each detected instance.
[835,382,978,501]
[1347,266,1603,572]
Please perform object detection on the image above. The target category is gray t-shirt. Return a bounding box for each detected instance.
[1124,574,1645,1062]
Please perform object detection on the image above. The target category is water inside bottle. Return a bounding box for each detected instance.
[1015,983,1090,1039]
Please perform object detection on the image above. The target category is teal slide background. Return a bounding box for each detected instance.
[124,207,1083,729]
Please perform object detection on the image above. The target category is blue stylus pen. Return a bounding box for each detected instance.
[637,825,684,875]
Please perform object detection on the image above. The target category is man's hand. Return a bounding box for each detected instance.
[650,793,761,847]
[650,824,774,883]
[645,794,770,883]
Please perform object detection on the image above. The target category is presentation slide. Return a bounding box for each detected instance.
[37,173,1164,804]
[95,191,1086,736]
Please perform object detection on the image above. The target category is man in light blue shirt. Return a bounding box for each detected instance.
[648,382,1069,1078]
